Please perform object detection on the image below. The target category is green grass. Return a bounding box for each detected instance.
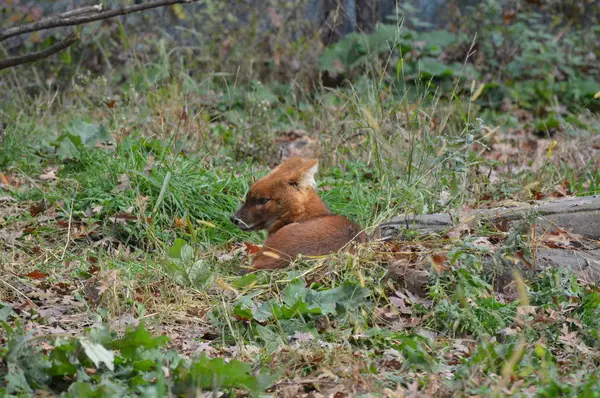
[2,40,600,397]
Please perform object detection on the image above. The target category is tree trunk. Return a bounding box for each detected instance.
[320,0,348,45]
[356,0,378,33]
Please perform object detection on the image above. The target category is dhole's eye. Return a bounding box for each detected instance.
[259,197,271,205]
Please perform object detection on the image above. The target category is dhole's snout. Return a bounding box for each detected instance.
[230,208,251,231]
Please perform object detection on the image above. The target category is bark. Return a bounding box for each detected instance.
[0,0,197,70]
[382,195,600,288]
[356,0,378,33]
[0,32,80,71]
[0,0,195,42]
[380,195,600,239]
[320,0,348,45]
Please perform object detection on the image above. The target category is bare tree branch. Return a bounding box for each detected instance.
[0,32,80,71]
[55,4,103,19]
[0,0,195,42]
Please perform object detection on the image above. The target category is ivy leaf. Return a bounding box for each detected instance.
[5,364,32,394]
[175,355,275,395]
[281,278,307,308]
[56,136,81,161]
[232,273,259,289]
[255,324,286,354]
[324,282,371,314]
[419,57,454,78]
[234,296,275,323]
[168,238,190,261]
[63,120,110,147]
[108,323,169,360]
[0,301,12,321]
[79,338,115,371]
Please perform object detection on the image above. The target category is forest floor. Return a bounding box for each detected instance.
[1,69,600,396]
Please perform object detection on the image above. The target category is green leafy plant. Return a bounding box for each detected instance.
[52,120,112,161]
[166,238,214,290]
[0,306,274,396]
[234,278,371,324]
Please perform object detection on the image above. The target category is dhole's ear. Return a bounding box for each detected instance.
[296,159,318,188]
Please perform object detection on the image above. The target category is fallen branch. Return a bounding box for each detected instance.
[536,247,600,282]
[383,196,600,291]
[0,31,80,71]
[380,195,600,239]
[0,0,195,42]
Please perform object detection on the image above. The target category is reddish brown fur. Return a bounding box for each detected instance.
[231,157,365,270]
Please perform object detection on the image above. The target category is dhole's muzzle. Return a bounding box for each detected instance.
[230,207,261,231]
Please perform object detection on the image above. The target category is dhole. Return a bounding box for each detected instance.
[231,157,365,270]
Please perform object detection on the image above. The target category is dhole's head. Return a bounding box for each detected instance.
[231,157,326,233]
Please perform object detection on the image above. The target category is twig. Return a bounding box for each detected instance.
[60,198,74,261]
[54,4,103,19]
[0,31,80,71]
[0,279,38,308]
[0,0,196,42]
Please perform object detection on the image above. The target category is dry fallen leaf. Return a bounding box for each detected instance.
[39,167,58,181]
[84,270,118,303]
[112,212,151,223]
[244,242,261,255]
[542,227,581,249]
[98,269,117,294]
[39,341,54,351]
[215,244,245,263]
[275,130,317,162]
[24,270,49,279]
[174,216,186,228]
[0,228,24,245]
[0,173,10,185]
[446,222,470,239]
[404,269,430,297]
[471,237,496,251]
[115,173,131,191]
[430,253,449,272]
[30,200,49,216]
[389,296,412,315]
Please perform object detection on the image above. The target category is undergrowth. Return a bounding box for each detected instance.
[1,2,600,396]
